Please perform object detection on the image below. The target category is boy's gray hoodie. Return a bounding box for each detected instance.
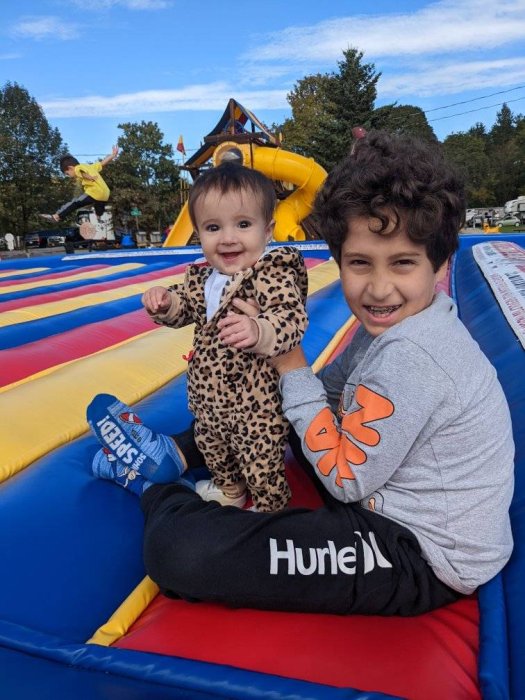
[281,292,514,594]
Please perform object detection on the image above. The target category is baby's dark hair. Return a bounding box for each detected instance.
[313,131,466,271]
[188,162,276,228]
[59,155,80,173]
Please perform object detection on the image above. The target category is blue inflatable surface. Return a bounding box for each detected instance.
[0,237,523,699]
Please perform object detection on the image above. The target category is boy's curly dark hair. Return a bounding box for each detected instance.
[188,162,276,229]
[312,131,466,271]
[59,155,80,173]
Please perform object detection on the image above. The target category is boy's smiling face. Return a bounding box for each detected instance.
[340,215,448,337]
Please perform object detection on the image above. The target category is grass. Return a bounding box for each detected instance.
[497,225,525,233]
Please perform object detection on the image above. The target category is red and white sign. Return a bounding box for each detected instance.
[473,240,525,349]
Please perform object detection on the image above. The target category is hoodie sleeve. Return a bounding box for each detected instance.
[147,269,196,329]
[281,336,453,503]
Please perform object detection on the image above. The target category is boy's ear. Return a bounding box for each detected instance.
[266,219,275,242]
[435,259,449,283]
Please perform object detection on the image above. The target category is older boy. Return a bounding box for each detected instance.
[89,132,514,615]
[40,146,118,223]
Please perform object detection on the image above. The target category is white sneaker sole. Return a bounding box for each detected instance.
[195,479,247,508]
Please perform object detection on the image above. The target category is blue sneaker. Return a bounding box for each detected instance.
[87,393,186,483]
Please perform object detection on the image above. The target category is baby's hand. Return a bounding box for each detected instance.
[218,311,259,349]
[231,297,259,316]
[142,286,171,314]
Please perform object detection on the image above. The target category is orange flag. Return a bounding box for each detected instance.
[176,135,186,155]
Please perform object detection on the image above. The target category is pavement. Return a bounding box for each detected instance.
[0,244,114,260]
[1,248,71,260]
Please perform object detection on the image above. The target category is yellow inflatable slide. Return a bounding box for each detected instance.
[164,99,327,246]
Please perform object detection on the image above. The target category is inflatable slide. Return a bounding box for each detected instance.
[164,98,327,246]
[165,143,327,246]
[0,235,524,699]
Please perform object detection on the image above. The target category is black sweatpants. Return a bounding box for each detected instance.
[141,429,461,616]
[56,193,106,220]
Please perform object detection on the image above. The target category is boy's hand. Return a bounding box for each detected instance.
[100,146,119,167]
[218,312,259,349]
[268,345,308,375]
[142,286,171,314]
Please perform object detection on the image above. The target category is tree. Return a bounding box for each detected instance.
[485,105,521,203]
[279,74,334,164]
[468,122,487,139]
[279,49,434,169]
[281,49,380,169]
[370,105,436,141]
[443,131,493,206]
[488,138,520,204]
[489,104,515,148]
[512,116,525,196]
[0,82,69,236]
[317,48,381,168]
[108,121,182,233]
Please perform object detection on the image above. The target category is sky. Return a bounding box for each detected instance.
[2,0,525,167]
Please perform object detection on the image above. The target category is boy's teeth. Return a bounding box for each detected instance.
[368,305,398,315]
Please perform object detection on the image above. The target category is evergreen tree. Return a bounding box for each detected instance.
[279,49,433,169]
[318,48,380,168]
[489,104,515,147]
[513,116,525,196]
[487,105,520,203]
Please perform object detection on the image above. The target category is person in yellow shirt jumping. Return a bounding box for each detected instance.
[40,145,119,223]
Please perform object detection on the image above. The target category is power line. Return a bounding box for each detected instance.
[374,90,525,131]
[428,95,525,122]
[73,152,194,157]
[424,85,525,113]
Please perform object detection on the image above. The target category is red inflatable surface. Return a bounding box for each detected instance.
[115,457,480,700]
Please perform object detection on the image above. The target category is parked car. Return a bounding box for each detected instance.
[496,216,521,228]
[48,235,66,247]
[24,232,43,248]
[24,228,77,248]
[465,209,478,226]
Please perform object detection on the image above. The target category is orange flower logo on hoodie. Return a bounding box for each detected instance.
[305,385,394,488]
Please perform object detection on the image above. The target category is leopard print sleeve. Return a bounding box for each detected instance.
[149,265,203,329]
[249,247,308,357]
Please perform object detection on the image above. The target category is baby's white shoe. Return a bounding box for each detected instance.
[195,479,247,508]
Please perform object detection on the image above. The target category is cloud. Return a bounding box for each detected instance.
[10,16,79,41]
[66,0,170,9]
[238,64,297,88]
[380,57,525,97]
[244,0,525,63]
[33,0,525,127]
[40,83,288,118]
[0,53,21,60]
